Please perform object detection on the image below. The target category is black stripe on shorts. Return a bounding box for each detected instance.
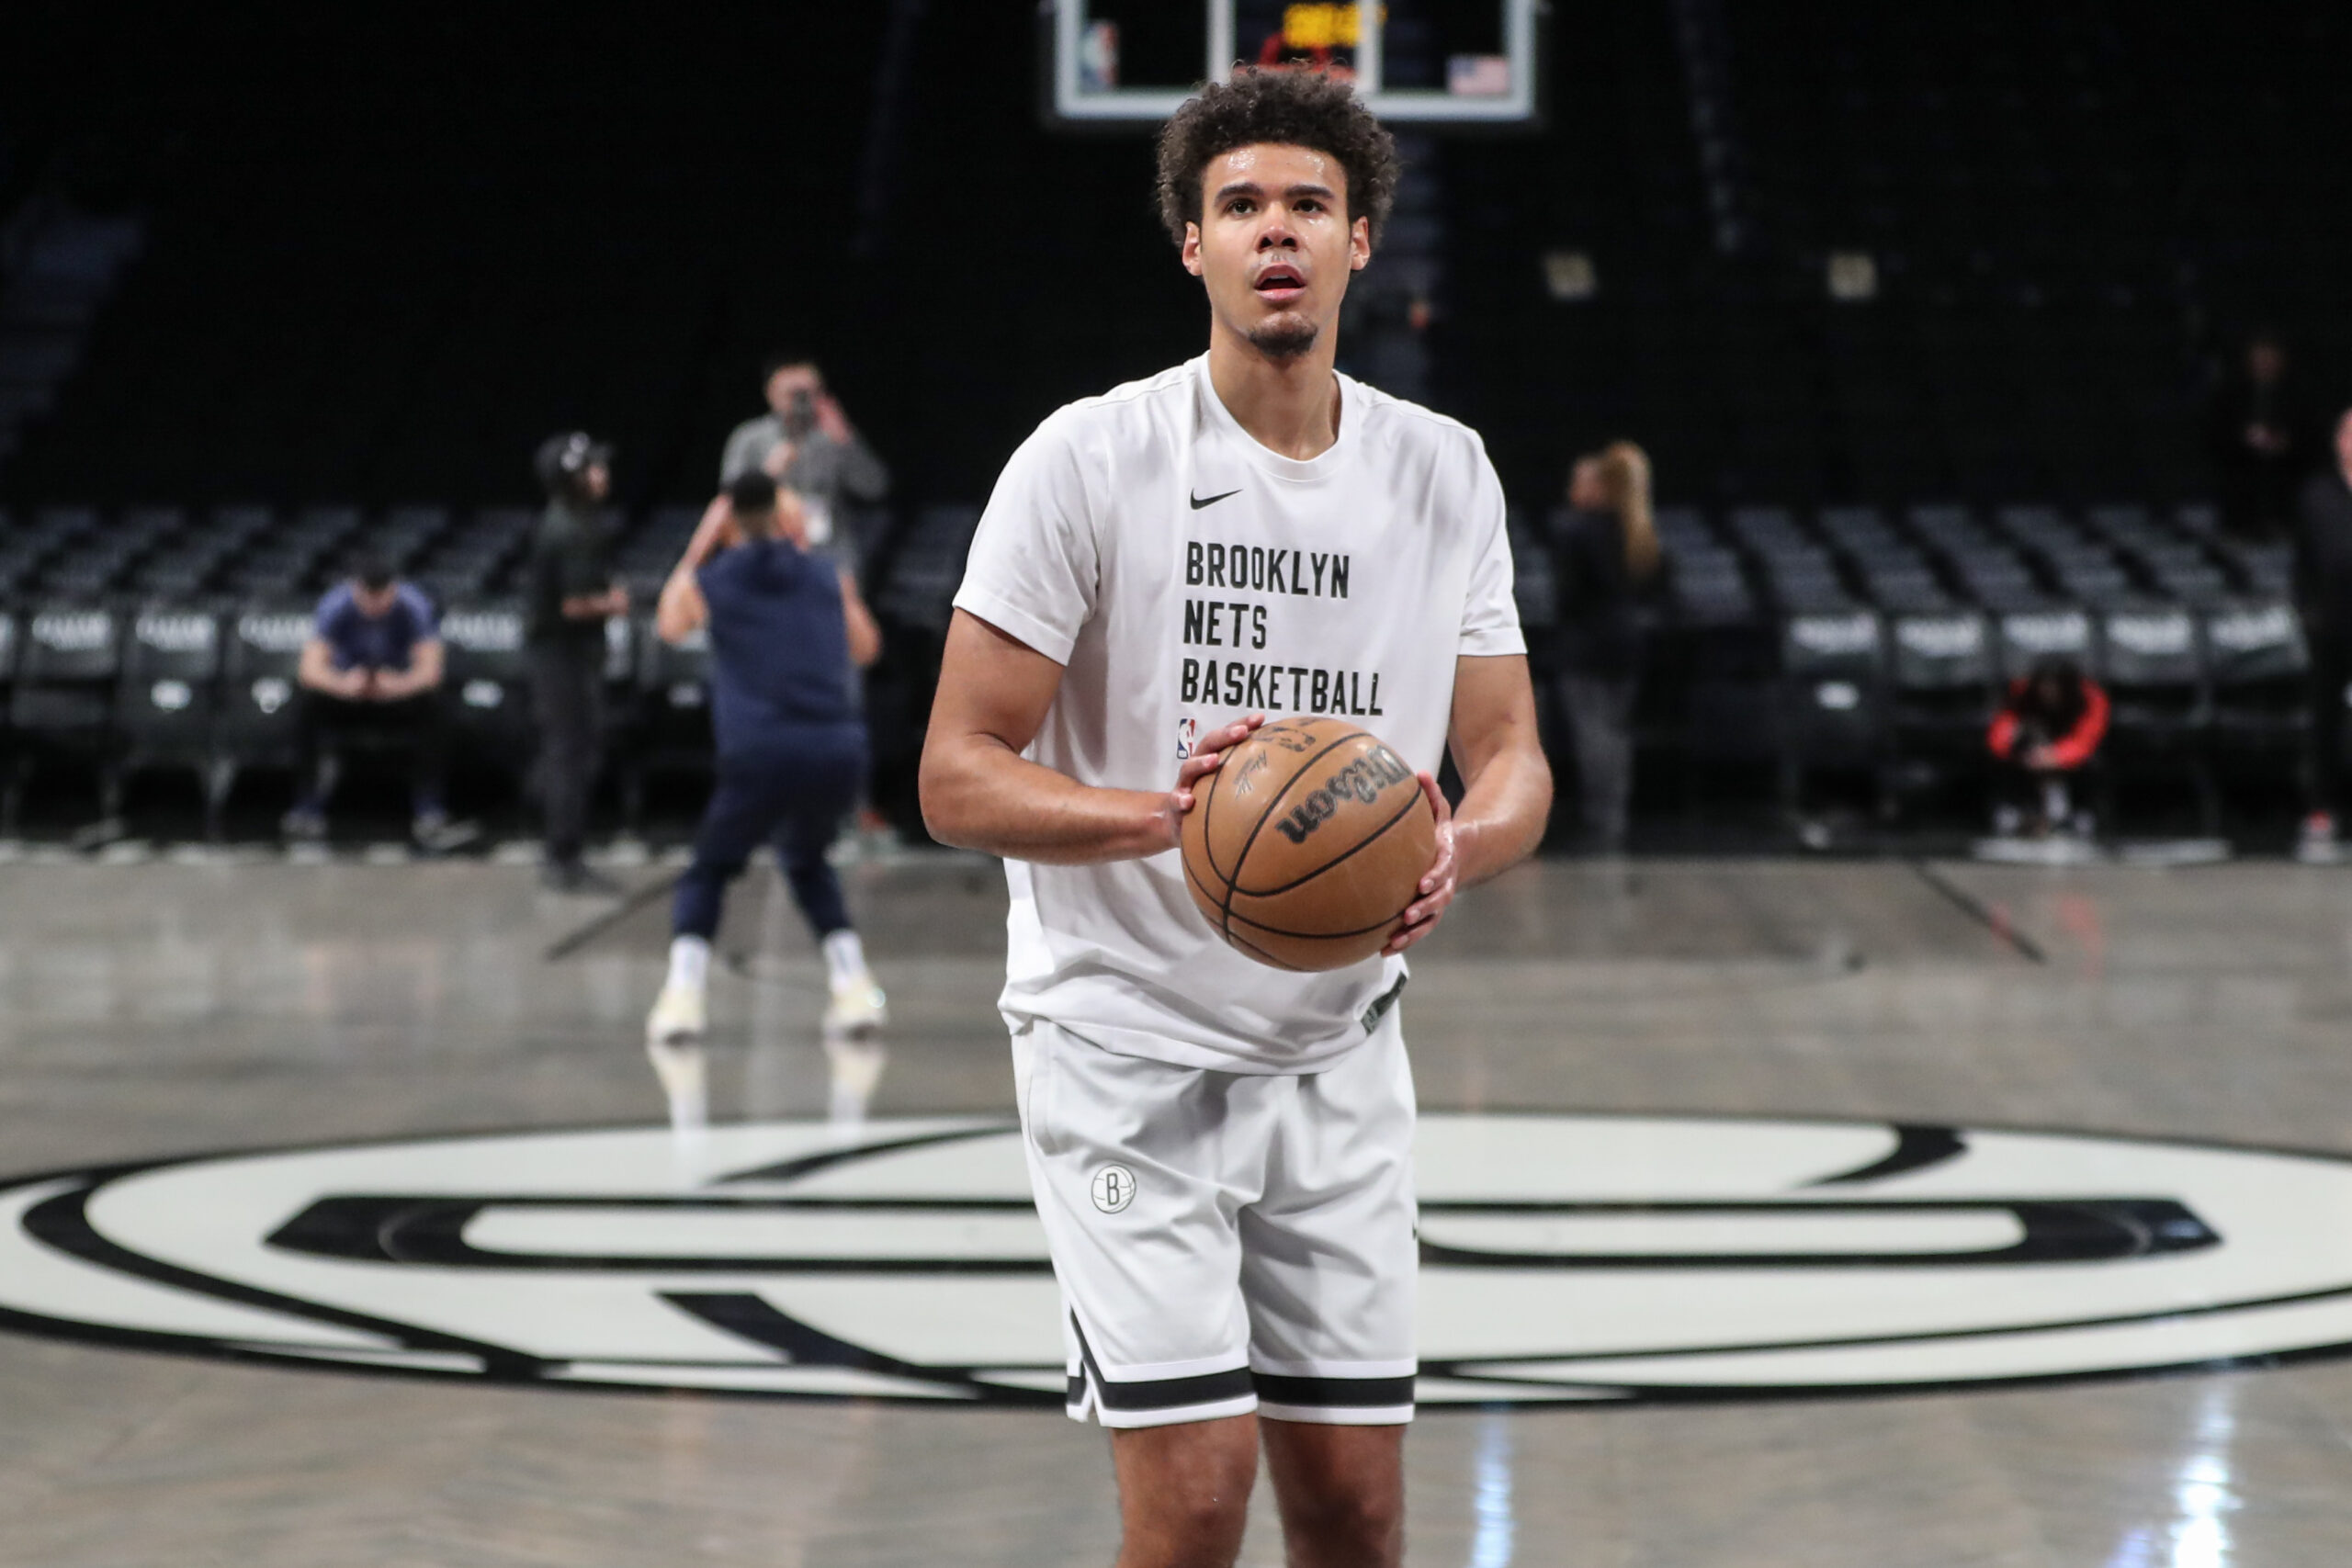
[1251,1371,1419,1410]
[1072,1317,1255,1414]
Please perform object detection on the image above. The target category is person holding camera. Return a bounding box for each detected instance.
[717,354,890,578]
[526,431,628,893]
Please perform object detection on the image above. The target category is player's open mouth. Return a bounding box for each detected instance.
[1253,264,1306,304]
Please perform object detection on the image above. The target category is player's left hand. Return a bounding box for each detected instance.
[1384,772,1456,955]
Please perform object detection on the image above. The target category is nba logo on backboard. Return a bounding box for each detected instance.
[1176,717,1198,761]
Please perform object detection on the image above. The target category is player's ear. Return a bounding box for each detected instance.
[1182,221,1204,276]
[1350,215,1372,271]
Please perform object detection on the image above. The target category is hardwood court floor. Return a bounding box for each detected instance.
[5,849,2352,1563]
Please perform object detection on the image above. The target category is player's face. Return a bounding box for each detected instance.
[1182,142,1370,361]
[2337,409,2352,474]
[583,461,611,501]
[352,583,397,618]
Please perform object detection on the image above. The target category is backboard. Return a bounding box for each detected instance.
[1041,0,1545,130]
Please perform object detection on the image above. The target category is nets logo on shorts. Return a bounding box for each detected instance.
[1089,1165,1138,1214]
[7,1113,2352,1405]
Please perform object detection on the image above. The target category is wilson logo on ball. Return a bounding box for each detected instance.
[1273,747,1414,844]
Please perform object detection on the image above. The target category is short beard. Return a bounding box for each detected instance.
[1246,317,1319,361]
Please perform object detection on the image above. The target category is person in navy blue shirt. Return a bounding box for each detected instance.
[645,470,888,1047]
[286,553,455,844]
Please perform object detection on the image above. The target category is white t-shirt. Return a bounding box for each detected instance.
[953,355,1523,1074]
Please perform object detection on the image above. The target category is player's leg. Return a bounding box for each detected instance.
[646,763,773,1043]
[529,648,602,882]
[2303,629,2348,858]
[1109,1416,1260,1568]
[1013,1021,1267,1561]
[1238,1013,1418,1566]
[1260,1420,1405,1568]
[769,742,883,1036]
[283,687,348,837]
[1558,671,1633,852]
[393,693,455,842]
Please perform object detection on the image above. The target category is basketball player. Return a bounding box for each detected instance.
[921,70,1552,1568]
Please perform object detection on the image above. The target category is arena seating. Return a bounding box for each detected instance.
[0,489,2330,838]
[1639,497,2318,823]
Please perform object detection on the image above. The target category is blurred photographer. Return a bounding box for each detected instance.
[526,431,628,893]
[717,353,890,578]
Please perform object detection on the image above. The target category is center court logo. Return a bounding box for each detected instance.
[7,1114,2352,1406]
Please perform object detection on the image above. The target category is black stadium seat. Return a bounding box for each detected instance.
[116,604,228,833]
[1777,609,1889,812]
[0,608,16,785]
[2205,602,2311,792]
[624,616,714,827]
[2099,604,2215,830]
[436,602,534,787]
[1996,607,2097,682]
[5,604,120,830]
[215,604,314,807]
[1885,609,1996,810]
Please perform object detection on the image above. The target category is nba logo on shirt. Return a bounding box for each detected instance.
[1175,717,1198,761]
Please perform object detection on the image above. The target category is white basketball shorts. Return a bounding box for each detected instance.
[1012,1010,1419,1428]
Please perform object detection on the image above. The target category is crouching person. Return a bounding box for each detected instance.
[645,471,888,1044]
[1988,656,2109,839]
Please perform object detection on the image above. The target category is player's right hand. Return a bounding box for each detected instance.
[1159,714,1266,843]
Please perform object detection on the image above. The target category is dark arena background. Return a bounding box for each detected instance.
[6,3,2352,1563]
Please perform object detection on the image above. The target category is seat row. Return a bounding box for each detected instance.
[0,601,725,835]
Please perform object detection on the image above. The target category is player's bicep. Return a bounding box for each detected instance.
[929,608,1068,759]
[1446,652,1541,782]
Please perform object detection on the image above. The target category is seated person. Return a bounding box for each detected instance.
[1986,656,2109,838]
[284,555,456,845]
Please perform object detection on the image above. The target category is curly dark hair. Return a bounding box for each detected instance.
[1155,69,1401,248]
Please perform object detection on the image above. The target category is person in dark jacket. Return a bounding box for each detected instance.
[644,470,888,1047]
[1986,657,2109,839]
[2207,332,2313,541]
[2291,407,2352,863]
[524,432,628,892]
[1545,440,1657,852]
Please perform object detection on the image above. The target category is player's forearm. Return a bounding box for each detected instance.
[655,571,706,645]
[920,737,1172,864]
[1450,740,1553,887]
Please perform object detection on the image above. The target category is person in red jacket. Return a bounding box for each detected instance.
[1988,656,2109,838]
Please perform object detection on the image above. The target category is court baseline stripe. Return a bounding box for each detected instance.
[1905,858,2048,964]
[542,874,683,962]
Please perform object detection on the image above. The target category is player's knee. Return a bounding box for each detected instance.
[1279,1484,1402,1564]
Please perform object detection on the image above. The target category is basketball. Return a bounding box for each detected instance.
[1180,716,1437,972]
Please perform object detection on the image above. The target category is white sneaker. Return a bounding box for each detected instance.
[644,1039,708,1131]
[646,981,707,1044]
[823,971,888,1038]
[2298,813,2344,866]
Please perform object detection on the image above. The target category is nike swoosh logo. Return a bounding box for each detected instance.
[1189,488,1242,511]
